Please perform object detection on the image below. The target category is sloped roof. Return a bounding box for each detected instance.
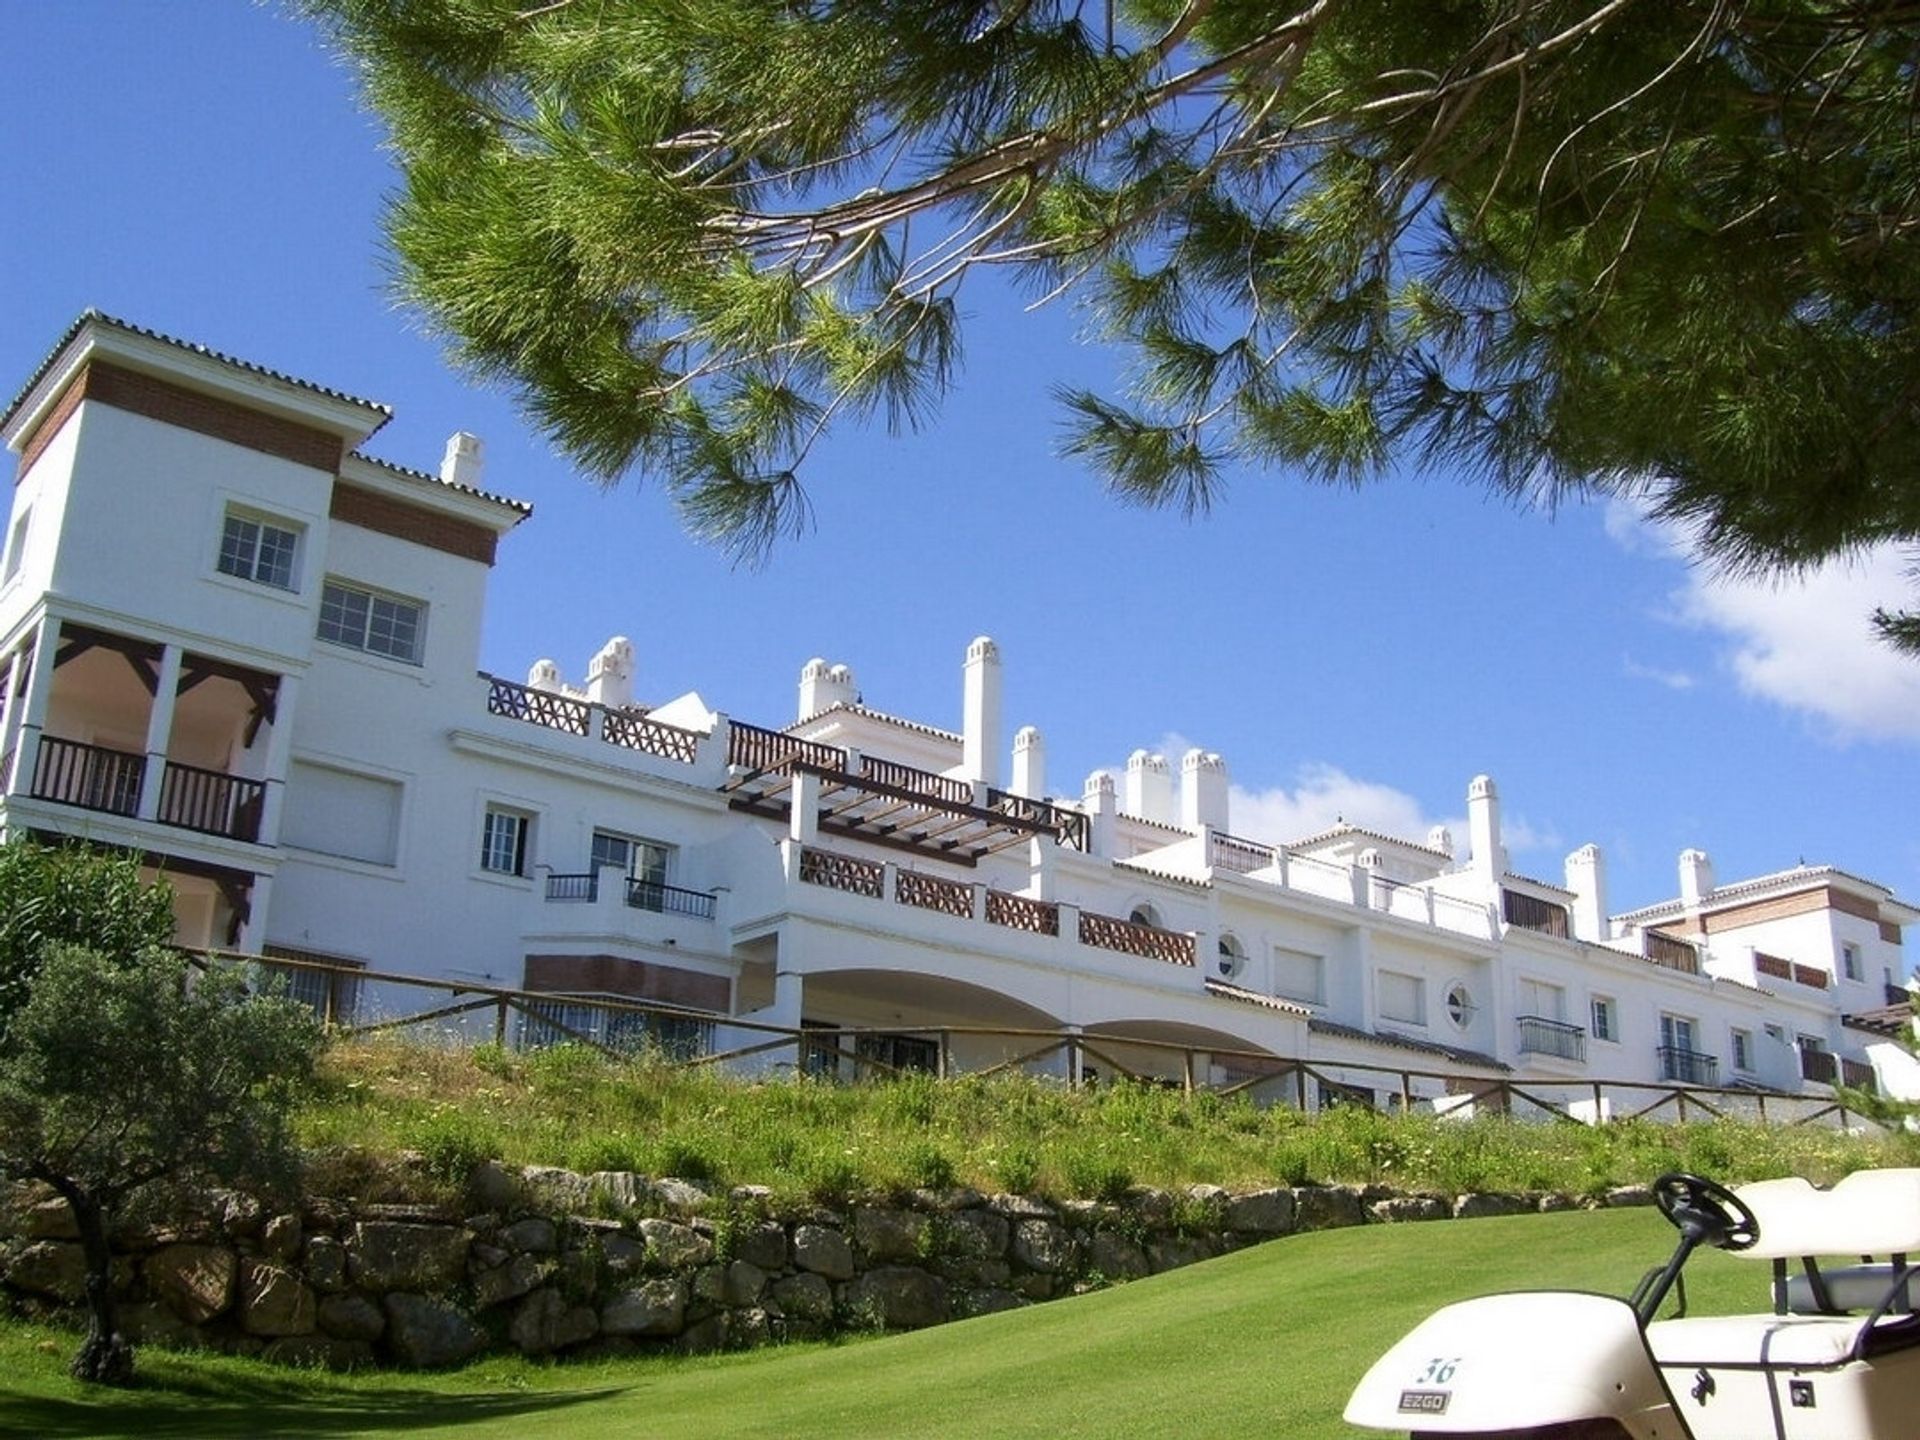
[1308,1017,1511,1071]
[4,309,390,434]
[1617,863,1915,925]
[349,451,532,517]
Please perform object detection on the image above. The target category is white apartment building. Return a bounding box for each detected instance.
[1,313,1912,1113]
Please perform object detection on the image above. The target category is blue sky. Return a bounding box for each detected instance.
[8,4,1918,920]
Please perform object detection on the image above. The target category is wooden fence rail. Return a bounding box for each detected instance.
[213,949,1883,1131]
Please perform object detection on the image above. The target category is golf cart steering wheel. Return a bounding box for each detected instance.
[1653,1172,1759,1251]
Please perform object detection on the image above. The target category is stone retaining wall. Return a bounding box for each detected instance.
[0,1166,1654,1369]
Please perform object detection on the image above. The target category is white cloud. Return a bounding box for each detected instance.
[1623,656,1696,691]
[1228,763,1445,848]
[1677,550,1920,742]
[1104,740,1561,862]
[1226,764,1561,861]
[1605,500,1920,742]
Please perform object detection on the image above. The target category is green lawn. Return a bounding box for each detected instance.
[0,1207,1760,1438]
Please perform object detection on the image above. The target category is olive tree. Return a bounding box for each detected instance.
[0,945,321,1384]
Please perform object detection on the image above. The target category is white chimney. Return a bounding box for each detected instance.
[1124,750,1174,824]
[585,636,634,709]
[1011,725,1045,799]
[1679,849,1716,909]
[1565,844,1608,942]
[1180,749,1229,833]
[798,657,855,720]
[440,431,485,490]
[1467,774,1505,876]
[1083,770,1117,858]
[1427,825,1455,863]
[962,636,1002,787]
[527,658,563,692]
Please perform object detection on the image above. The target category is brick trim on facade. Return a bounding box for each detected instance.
[330,483,500,566]
[1664,885,1890,938]
[13,369,88,480]
[19,361,347,476]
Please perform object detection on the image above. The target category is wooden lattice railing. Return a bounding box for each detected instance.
[487,676,590,736]
[798,846,884,898]
[986,890,1060,936]
[601,708,700,764]
[895,869,973,917]
[1078,911,1195,966]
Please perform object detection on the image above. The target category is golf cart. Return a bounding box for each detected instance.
[1344,1168,1920,1439]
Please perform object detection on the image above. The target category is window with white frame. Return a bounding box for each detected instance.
[1590,995,1617,1042]
[1842,942,1863,981]
[1216,933,1248,981]
[4,507,31,584]
[218,508,301,590]
[318,579,425,665]
[1377,969,1426,1026]
[1272,946,1323,1005]
[592,829,672,908]
[1517,977,1567,1022]
[1731,1027,1755,1073]
[480,805,533,877]
[282,761,402,866]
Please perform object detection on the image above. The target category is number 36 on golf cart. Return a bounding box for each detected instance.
[1344,1168,1920,1439]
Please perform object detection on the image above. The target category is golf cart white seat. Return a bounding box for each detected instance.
[1649,1170,1920,1368]
[1647,1313,1872,1367]
[1782,1265,1920,1315]
[1731,1169,1920,1261]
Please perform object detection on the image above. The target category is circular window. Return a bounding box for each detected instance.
[1445,984,1475,1029]
[1217,934,1247,981]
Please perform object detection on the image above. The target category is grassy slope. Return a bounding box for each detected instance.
[0,1207,1762,1439]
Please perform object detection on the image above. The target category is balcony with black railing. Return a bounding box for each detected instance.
[158,760,264,842]
[26,736,264,843]
[1516,1014,1587,1063]
[542,871,718,920]
[1658,1045,1720,1086]
[31,735,143,817]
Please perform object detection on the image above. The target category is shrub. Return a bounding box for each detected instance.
[991,1144,1040,1195]
[1059,1147,1134,1202]
[894,1141,957,1192]
[649,1134,719,1182]
[417,1110,503,1186]
[569,1132,647,1176]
